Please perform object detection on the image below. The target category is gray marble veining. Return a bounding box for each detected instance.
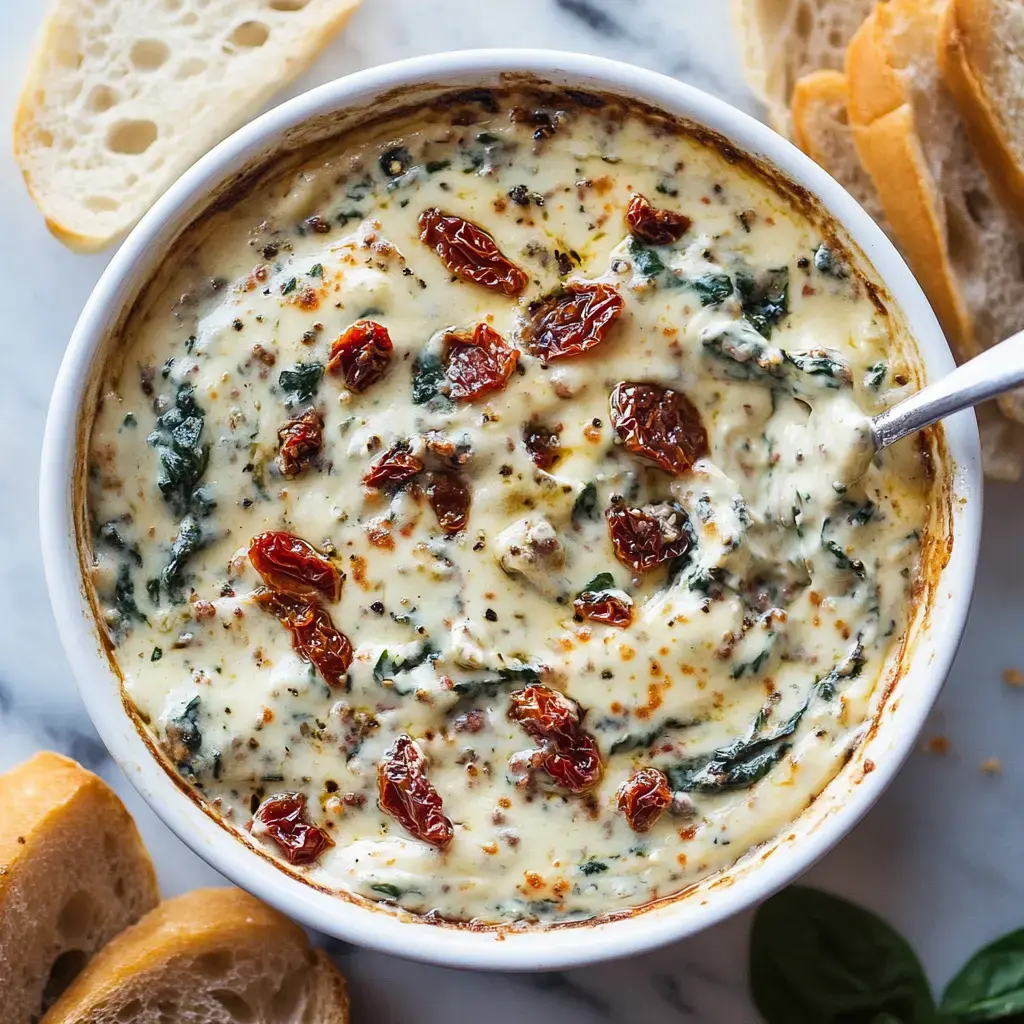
[3,2,1024,1021]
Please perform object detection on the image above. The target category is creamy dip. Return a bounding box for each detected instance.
[85,88,936,925]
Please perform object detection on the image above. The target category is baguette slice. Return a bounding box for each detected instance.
[42,889,350,1024]
[0,752,159,1024]
[940,0,1024,219]
[847,0,1024,424]
[731,0,880,136]
[792,69,890,228]
[793,65,1024,479]
[14,0,362,252]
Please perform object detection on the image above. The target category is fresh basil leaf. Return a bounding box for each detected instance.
[750,886,937,1024]
[941,929,1024,1021]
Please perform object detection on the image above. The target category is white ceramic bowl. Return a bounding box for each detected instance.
[40,50,982,970]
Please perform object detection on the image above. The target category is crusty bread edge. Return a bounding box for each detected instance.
[939,0,1024,219]
[0,751,157,899]
[41,889,349,1023]
[846,7,977,363]
[730,0,792,135]
[12,1,362,253]
[791,68,849,157]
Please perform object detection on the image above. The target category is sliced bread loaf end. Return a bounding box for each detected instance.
[792,69,889,227]
[847,0,1024,425]
[0,752,159,1024]
[732,0,880,136]
[41,888,350,1024]
[940,0,1024,220]
[13,0,361,252]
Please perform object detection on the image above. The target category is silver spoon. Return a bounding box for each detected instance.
[871,329,1024,452]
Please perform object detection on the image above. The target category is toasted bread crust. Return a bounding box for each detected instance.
[792,69,848,156]
[939,0,1024,219]
[0,752,159,1024]
[42,889,350,1024]
[846,3,975,361]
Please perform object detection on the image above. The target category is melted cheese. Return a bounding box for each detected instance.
[85,91,935,925]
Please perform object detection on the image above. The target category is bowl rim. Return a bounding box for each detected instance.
[40,48,983,971]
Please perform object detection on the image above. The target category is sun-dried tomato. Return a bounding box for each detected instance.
[508,684,580,744]
[523,283,624,360]
[276,408,323,477]
[378,734,454,849]
[418,208,529,296]
[606,504,693,574]
[254,589,353,686]
[363,443,424,490]
[522,421,561,469]
[443,323,519,401]
[617,767,672,832]
[326,320,394,392]
[253,792,333,865]
[626,193,692,246]
[573,589,633,627]
[426,471,471,534]
[507,685,603,792]
[609,382,708,475]
[248,531,341,602]
[541,734,604,792]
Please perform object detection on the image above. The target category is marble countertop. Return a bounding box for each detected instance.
[4,2,1024,1020]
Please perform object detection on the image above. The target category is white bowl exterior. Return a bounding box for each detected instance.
[40,50,982,970]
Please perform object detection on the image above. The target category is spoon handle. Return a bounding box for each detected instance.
[871,329,1024,451]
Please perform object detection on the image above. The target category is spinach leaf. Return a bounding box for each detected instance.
[114,563,147,627]
[373,642,438,684]
[579,860,608,876]
[816,642,865,700]
[866,361,888,391]
[608,718,692,755]
[572,482,599,524]
[701,321,786,383]
[166,696,203,767]
[627,238,666,279]
[97,521,142,566]
[813,243,846,278]
[411,350,449,408]
[730,641,774,680]
[580,572,615,594]
[155,514,207,604]
[665,695,807,793]
[784,349,853,388]
[370,882,405,900]
[147,384,210,518]
[822,518,867,577]
[750,886,937,1024]
[941,929,1024,1021]
[278,362,324,404]
[451,664,541,699]
[687,272,733,306]
[845,500,877,527]
[736,266,789,338]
